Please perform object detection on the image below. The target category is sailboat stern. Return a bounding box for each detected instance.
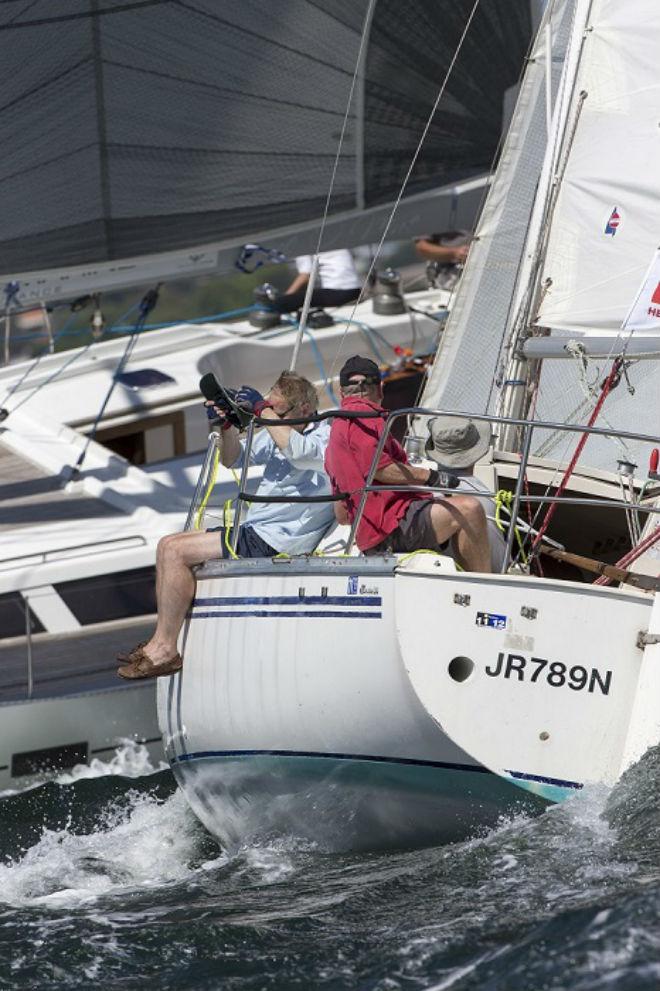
[395,563,654,801]
[157,559,548,852]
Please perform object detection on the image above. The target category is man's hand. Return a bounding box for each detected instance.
[235,385,272,416]
[334,501,351,525]
[204,400,234,431]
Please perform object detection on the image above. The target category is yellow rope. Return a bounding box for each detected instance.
[222,499,239,558]
[397,548,445,567]
[194,445,245,558]
[494,489,528,564]
[195,449,219,531]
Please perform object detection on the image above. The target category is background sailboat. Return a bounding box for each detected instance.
[0,0,536,303]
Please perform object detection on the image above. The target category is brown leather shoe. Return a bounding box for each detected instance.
[117,647,182,681]
[116,640,148,664]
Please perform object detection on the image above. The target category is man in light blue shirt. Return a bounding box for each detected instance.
[218,372,334,556]
[117,371,334,681]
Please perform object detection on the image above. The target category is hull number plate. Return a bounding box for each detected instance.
[485,652,612,695]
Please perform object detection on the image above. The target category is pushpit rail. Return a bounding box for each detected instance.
[187,406,660,573]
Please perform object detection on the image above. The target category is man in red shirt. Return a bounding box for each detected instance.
[325,356,491,572]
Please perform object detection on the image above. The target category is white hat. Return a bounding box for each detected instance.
[425,415,491,469]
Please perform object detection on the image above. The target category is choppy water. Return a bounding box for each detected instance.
[1,741,659,990]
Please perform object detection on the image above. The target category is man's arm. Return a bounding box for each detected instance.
[258,408,298,452]
[285,271,309,294]
[334,500,351,525]
[218,424,242,467]
[374,461,434,486]
[415,239,468,264]
[260,411,327,471]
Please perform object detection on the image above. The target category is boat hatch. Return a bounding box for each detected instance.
[115,369,176,390]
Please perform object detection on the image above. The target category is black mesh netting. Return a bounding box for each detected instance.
[0,0,532,274]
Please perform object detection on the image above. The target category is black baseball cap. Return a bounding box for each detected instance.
[339,355,381,387]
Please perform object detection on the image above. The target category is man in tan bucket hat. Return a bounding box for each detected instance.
[425,415,506,572]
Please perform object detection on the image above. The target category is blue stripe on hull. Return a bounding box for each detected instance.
[172,748,491,775]
[190,610,382,619]
[193,596,382,606]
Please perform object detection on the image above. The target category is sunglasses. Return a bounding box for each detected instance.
[274,404,297,419]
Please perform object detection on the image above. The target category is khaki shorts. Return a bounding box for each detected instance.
[367,498,449,555]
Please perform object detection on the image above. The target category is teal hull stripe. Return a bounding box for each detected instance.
[170,748,583,791]
[506,768,583,790]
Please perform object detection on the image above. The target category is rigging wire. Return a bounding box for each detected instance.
[288,0,377,371]
[0,302,139,420]
[530,357,624,553]
[0,311,78,411]
[328,0,482,379]
[67,285,162,479]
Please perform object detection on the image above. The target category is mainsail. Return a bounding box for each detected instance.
[0,0,533,303]
[529,0,660,472]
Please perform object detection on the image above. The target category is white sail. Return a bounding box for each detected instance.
[416,0,578,424]
[533,2,660,337]
[531,1,660,471]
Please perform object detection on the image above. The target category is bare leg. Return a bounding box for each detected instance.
[143,530,222,664]
[428,496,491,573]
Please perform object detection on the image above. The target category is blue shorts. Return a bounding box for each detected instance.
[208,525,278,558]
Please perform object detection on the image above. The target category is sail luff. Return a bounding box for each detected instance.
[416,0,578,429]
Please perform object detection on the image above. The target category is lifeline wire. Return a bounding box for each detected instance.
[329,0,482,378]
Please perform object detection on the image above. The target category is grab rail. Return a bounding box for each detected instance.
[343,408,660,568]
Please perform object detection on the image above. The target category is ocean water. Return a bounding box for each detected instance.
[1,741,659,990]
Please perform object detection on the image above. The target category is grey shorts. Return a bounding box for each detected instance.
[367,499,449,555]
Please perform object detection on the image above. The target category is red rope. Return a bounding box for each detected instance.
[593,524,660,585]
[532,358,622,551]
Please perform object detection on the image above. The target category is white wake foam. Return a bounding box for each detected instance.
[0,790,223,909]
[56,739,167,784]
[0,740,166,800]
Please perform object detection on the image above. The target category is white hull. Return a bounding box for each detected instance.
[0,683,161,792]
[157,555,654,851]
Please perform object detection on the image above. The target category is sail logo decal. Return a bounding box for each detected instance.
[647,280,660,319]
[604,206,621,236]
